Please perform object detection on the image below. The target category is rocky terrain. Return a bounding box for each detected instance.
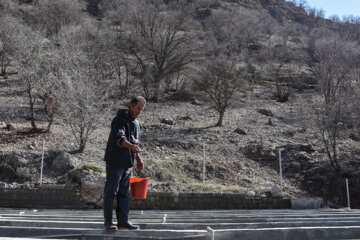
[1,72,359,208]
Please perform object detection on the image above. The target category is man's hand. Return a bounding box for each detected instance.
[136,155,144,170]
[131,144,142,153]
[122,140,142,153]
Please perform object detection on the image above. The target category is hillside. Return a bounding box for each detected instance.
[0,0,360,208]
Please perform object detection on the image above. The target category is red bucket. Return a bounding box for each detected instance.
[130,178,149,199]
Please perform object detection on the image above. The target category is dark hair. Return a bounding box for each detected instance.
[130,96,146,106]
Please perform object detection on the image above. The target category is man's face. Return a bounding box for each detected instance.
[129,102,145,119]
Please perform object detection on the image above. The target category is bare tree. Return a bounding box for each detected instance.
[314,36,354,105]
[265,45,306,102]
[28,0,85,38]
[312,35,358,169]
[205,8,276,55]
[127,0,202,101]
[19,30,60,132]
[55,25,112,153]
[193,60,246,127]
[0,14,21,77]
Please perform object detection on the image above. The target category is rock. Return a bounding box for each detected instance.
[191,99,202,105]
[246,191,256,197]
[5,154,28,169]
[161,118,174,125]
[258,109,274,117]
[283,130,295,137]
[66,167,106,207]
[209,2,221,9]
[80,171,106,207]
[16,167,31,179]
[21,183,33,189]
[234,128,247,135]
[265,151,278,161]
[279,144,315,154]
[290,161,302,169]
[196,8,211,17]
[5,123,15,130]
[0,163,16,179]
[0,122,6,128]
[270,184,286,198]
[0,182,7,188]
[238,162,245,170]
[293,152,311,162]
[52,152,80,174]
[349,134,360,141]
[27,144,36,150]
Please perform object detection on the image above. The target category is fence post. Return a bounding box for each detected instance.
[279,149,283,189]
[202,141,206,183]
[39,139,45,186]
[346,178,351,210]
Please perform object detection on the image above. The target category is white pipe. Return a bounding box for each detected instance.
[279,149,283,189]
[203,141,206,183]
[207,226,215,240]
[162,214,167,223]
[40,139,45,186]
[346,178,351,210]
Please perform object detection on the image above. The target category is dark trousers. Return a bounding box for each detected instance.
[103,164,132,227]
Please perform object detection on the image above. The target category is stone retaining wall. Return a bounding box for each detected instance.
[0,185,291,209]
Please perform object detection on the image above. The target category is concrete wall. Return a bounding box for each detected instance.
[0,185,84,208]
[0,185,291,209]
[131,192,290,210]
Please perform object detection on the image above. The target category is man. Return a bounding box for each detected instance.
[103,96,146,232]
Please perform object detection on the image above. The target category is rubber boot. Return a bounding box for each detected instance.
[103,198,117,232]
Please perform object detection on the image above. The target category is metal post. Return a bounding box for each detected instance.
[279,149,283,190]
[207,227,215,240]
[346,178,351,210]
[203,141,206,183]
[39,139,45,186]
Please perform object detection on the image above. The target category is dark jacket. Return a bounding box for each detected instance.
[104,109,141,169]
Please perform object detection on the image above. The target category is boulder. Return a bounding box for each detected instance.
[5,154,27,169]
[290,161,302,169]
[270,184,286,198]
[349,134,360,141]
[52,152,80,174]
[65,166,106,207]
[16,167,31,179]
[80,170,106,207]
[246,191,256,197]
[209,2,221,8]
[258,109,274,117]
[293,152,311,162]
[5,123,15,130]
[234,128,247,135]
[0,163,16,179]
[161,118,174,125]
[196,8,211,17]
[279,144,315,154]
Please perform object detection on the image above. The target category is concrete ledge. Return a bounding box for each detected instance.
[0,186,291,209]
[291,198,323,209]
[214,226,360,240]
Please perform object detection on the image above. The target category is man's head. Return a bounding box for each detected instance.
[129,96,146,119]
